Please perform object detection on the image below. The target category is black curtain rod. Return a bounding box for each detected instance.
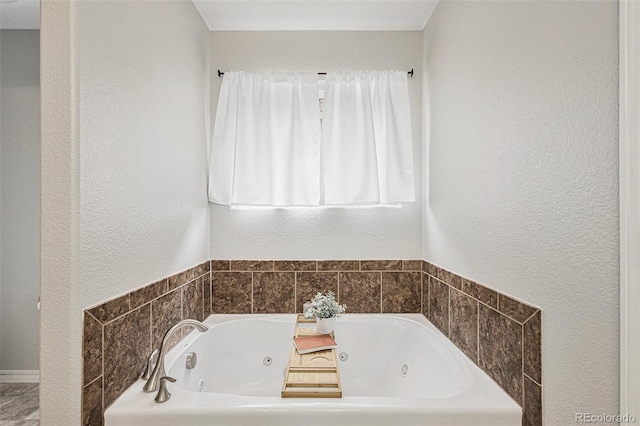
[217,69,414,78]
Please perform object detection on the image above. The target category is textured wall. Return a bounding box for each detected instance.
[40,1,210,424]
[77,1,210,308]
[209,31,423,260]
[0,29,40,371]
[422,1,619,424]
[40,1,80,422]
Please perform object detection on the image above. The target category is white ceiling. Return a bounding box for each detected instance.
[0,0,39,30]
[192,1,439,31]
[0,0,437,32]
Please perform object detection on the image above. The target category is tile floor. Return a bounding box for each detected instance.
[0,383,39,425]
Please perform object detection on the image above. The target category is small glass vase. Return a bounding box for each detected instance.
[316,317,334,334]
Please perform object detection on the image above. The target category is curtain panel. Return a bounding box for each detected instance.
[209,70,414,206]
[209,71,321,206]
[321,71,415,204]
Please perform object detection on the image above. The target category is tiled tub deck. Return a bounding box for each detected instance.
[82,259,542,426]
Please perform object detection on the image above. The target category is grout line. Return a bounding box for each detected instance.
[521,318,525,406]
[98,314,106,411]
[209,272,218,312]
[472,297,530,326]
[83,374,102,390]
[131,282,183,314]
[251,272,254,314]
[101,316,105,417]
[450,286,467,297]
[447,285,451,337]
[201,277,205,320]
[427,275,431,319]
[523,372,542,387]
[208,271,212,315]
[521,309,540,324]
[294,272,298,313]
[476,299,480,365]
[99,300,153,327]
[420,272,423,315]
[379,272,383,313]
[85,310,102,324]
[180,284,184,320]
[149,301,154,351]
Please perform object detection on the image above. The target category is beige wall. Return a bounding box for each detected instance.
[40,1,209,423]
[77,1,210,310]
[209,31,423,260]
[422,1,619,423]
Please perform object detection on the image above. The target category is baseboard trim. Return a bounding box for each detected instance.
[0,370,40,383]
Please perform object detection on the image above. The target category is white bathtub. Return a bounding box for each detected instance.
[105,314,521,426]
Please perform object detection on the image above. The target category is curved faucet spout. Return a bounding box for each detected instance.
[143,319,209,393]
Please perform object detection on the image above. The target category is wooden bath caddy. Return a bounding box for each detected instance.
[281,314,342,398]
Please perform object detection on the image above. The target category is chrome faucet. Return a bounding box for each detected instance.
[140,348,158,380]
[154,376,176,403]
[143,319,209,393]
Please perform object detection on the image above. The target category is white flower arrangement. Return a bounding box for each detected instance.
[304,291,347,319]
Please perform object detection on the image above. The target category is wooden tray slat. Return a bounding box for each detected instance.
[282,388,342,398]
[281,314,342,398]
[287,372,338,385]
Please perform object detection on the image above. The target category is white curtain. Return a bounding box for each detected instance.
[209,70,414,206]
[209,71,321,206]
[321,71,415,205]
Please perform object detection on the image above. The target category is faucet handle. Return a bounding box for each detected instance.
[154,376,176,403]
[140,348,159,380]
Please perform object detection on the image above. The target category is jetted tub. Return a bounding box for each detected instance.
[105,314,521,426]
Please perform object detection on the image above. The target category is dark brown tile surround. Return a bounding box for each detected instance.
[103,304,150,407]
[479,303,523,405]
[151,288,182,351]
[423,261,543,426]
[449,289,478,361]
[82,261,210,426]
[524,310,542,385]
[211,271,252,313]
[253,272,296,313]
[211,260,423,314]
[339,271,382,313]
[295,272,339,312]
[82,259,542,426]
[381,271,421,313]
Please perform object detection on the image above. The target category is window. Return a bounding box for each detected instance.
[209,71,414,207]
